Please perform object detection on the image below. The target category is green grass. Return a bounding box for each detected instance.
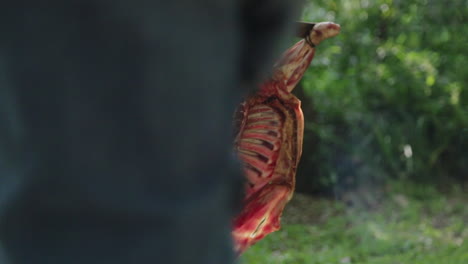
[241,181,468,264]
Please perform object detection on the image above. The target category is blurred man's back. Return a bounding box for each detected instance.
[0,1,300,263]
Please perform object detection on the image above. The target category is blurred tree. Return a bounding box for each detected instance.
[295,0,468,195]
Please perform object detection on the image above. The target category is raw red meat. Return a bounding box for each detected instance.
[232,22,341,255]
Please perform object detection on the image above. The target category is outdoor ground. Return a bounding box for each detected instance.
[241,181,468,264]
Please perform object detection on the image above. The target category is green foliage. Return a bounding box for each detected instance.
[242,182,468,263]
[296,0,468,193]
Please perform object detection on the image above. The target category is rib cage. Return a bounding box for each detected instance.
[238,104,282,186]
